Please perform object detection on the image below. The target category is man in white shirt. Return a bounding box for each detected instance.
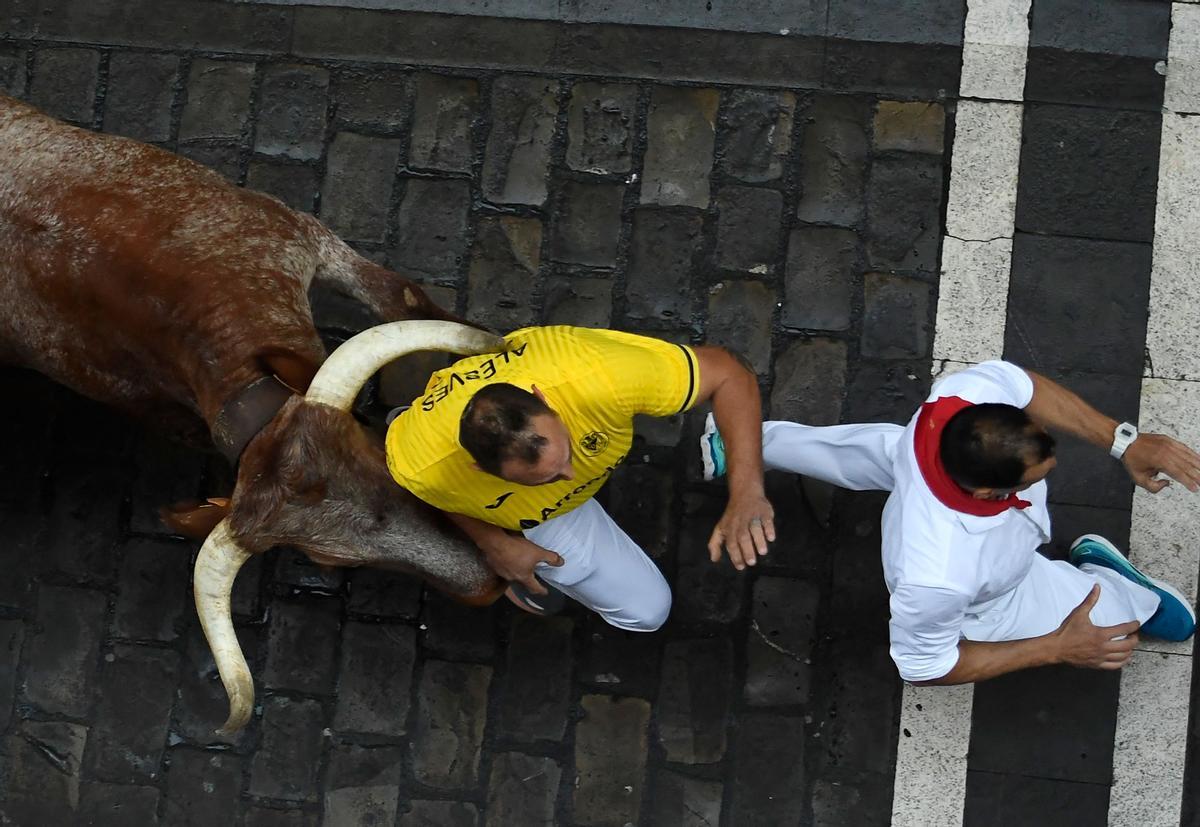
[701,361,1199,684]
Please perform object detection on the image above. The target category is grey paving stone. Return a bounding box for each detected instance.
[485,752,561,827]
[705,280,775,375]
[866,154,943,272]
[346,567,423,618]
[243,807,320,827]
[255,63,330,161]
[718,89,796,184]
[179,58,254,141]
[810,776,893,827]
[795,96,870,227]
[0,721,87,826]
[496,614,573,742]
[273,548,345,592]
[0,510,39,610]
[42,468,125,583]
[483,75,558,206]
[0,45,27,96]
[0,620,21,731]
[78,782,160,827]
[728,714,806,826]
[178,142,242,182]
[673,493,745,624]
[828,0,965,45]
[84,644,178,784]
[231,552,266,619]
[163,748,243,827]
[844,359,930,424]
[246,161,319,213]
[28,47,99,123]
[320,132,402,243]
[392,178,473,280]
[1025,49,1164,113]
[769,338,848,425]
[566,81,637,174]
[760,472,836,574]
[641,86,719,208]
[624,209,701,326]
[656,638,733,764]
[467,216,541,332]
[824,40,963,99]
[574,694,650,827]
[873,100,945,155]
[650,770,723,827]
[824,491,890,634]
[1005,234,1151,377]
[262,597,341,694]
[713,185,784,273]
[814,641,898,776]
[1044,504,1131,562]
[399,799,480,827]
[962,771,1110,827]
[129,432,207,535]
[861,273,932,359]
[1016,105,1161,243]
[410,73,479,173]
[324,743,404,827]
[419,590,497,661]
[745,576,820,706]
[172,620,258,747]
[24,584,107,716]
[542,276,612,327]
[411,660,492,790]
[112,538,190,641]
[783,226,858,331]
[550,180,625,267]
[334,68,410,131]
[605,464,674,560]
[334,621,416,736]
[249,696,325,802]
[102,52,179,142]
[1029,0,1170,58]
[579,613,662,698]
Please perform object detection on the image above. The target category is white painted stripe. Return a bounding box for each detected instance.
[892,3,1031,825]
[1109,7,1200,825]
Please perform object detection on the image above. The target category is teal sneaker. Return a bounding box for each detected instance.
[1069,534,1196,642]
[699,412,726,481]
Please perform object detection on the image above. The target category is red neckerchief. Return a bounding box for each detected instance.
[914,396,1031,517]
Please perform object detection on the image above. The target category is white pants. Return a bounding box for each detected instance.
[525,498,671,632]
[758,421,1159,638]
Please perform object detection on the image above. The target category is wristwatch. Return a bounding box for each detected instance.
[1110,421,1138,459]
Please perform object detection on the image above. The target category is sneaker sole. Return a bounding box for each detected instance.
[1070,533,1197,627]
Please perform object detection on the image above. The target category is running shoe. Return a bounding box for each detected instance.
[1069,533,1196,641]
[699,412,727,481]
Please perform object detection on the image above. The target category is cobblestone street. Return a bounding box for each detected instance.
[1,1,1198,826]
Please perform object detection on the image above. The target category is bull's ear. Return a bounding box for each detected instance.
[259,349,320,394]
[161,497,232,539]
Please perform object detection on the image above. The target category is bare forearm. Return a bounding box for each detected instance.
[914,635,1062,686]
[446,511,509,555]
[1024,370,1117,449]
[707,357,766,495]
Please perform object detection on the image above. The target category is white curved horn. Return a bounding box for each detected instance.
[192,518,255,735]
[305,320,505,411]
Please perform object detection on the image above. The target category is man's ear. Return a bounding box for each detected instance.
[530,384,546,402]
[971,489,995,500]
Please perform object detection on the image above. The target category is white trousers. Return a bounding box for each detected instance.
[759,421,1159,638]
[525,498,671,632]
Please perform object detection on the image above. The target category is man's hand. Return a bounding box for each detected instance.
[1052,585,1140,670]
[1122,433,1200,493]
[482,534,564,595]
[708,492,776,571]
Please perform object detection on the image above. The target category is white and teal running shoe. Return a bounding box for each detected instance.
[699,412,726,481]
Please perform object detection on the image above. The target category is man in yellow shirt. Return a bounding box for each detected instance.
[385,325,774,630]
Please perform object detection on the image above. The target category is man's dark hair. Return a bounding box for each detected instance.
[940,403,1056,490]
[459,383,553,476]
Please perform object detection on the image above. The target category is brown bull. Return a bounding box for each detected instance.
[0,94,505,733]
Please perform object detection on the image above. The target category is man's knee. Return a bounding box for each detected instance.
[622,585,672,632]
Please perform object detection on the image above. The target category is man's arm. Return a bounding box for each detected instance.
[693,346,775,570]
[912,585,1140,685]
[1023,369,1200,493]
[445,511,563,595]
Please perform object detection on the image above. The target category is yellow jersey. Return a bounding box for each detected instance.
[385,326,700,530]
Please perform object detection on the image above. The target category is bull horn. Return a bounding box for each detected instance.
[192,518,254,735]
[305,320,505,411]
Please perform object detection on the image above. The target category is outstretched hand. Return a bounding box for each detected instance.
[1122,433,1200,493]
[708,492,776,571]
[1053,585,1140,670]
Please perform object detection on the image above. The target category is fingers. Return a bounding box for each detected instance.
[542,550,565,568]
[749,520,770,557]
[707,530,724,565]
[1099,619,1142,638]
[519,571,548,595]
[1075,583,1101,613]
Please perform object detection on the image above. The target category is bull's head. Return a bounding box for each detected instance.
[190,320,506,734]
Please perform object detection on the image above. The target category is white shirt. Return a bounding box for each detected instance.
[883,361,1052,682]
